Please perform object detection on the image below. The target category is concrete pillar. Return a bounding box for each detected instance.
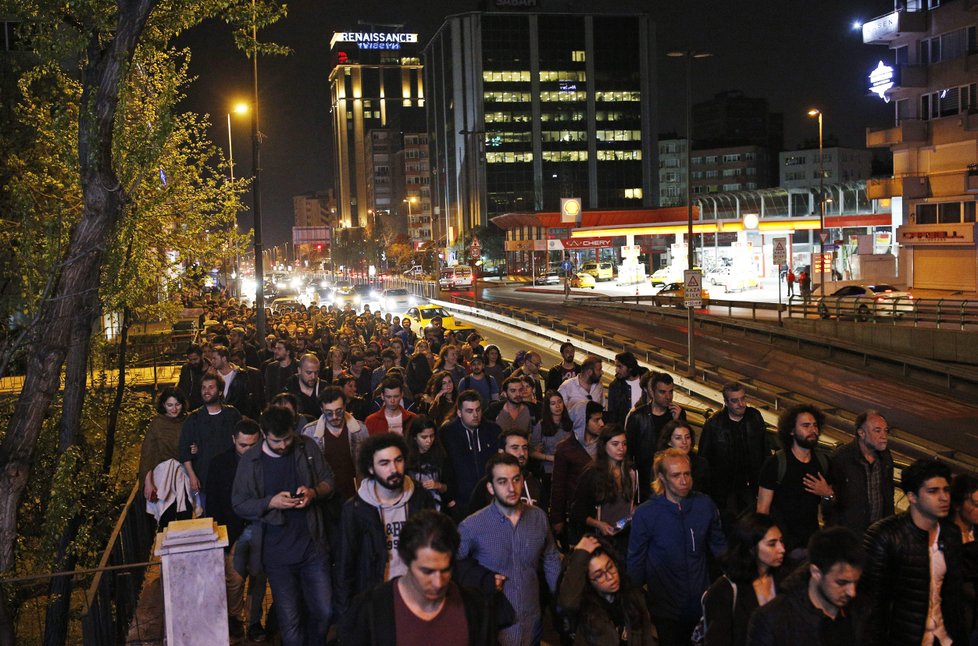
[154,518,229,646]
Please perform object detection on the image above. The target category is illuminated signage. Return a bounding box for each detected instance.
[897,224,976,245]
[561,237,613,249]
[862,12,898,43]
[560,197,582,224]
[330,32,419,51]
[868,61,897,102]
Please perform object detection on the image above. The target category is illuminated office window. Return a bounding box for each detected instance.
[571,50,586,62]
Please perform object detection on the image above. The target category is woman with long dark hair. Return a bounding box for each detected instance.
[483,344,508,386]
[530,390,574,508]
[414,370,457,425]
[657,419,711,494]
[571,424,639,556]
[405,339,434,397]
[404,415,454,513]
[557,535,656,645]
[139,386,193,528]
[701,512,785,646]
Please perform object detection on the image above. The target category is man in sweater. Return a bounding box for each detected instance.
[179,372,241,512]
[365,377,416,436]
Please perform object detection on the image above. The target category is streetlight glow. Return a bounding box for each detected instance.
[233,102,250,115]
[808,107,825,296]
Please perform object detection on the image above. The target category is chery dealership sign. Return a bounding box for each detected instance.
[547,237,614,250]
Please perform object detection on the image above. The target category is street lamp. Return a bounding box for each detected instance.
[808,108,825,295]
[667,48,712,375]
[226,102,249,182]
[248,2,266,339]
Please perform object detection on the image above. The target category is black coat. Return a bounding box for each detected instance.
[747,572,863,646]
[339,579,496,646]
[698,406,768,497]
[205,448,245,546]
[826,440,894,535]
[862,513,965,646]
[334,483,436,615]
[607,376,638,426]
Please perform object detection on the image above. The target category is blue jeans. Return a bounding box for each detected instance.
[263,545,332,646]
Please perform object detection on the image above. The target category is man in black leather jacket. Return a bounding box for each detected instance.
[698,382,769,522]
[862,459,965,646]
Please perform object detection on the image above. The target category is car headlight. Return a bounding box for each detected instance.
[353,295,361,303]
[320,280,329,289]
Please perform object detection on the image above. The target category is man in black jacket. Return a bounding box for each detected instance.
[826,410,894,535]
[699,382,769,523]
[861,458,965,646]
[625,371,685,500]
[747,526,866,646]
[607,351,645,425]
[335,433,436,616]
[340,510,495,646]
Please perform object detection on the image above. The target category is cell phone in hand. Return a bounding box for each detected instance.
[290,490,302,498]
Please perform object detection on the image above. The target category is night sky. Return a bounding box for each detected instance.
[176,0,896,246]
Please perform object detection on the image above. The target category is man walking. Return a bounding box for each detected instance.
[231,407,335,646]
[263,338,297,402]
[826,410,894,535]
[699,382,769,522]
[365,376,416,436]
[607,351,645,425]
[546,341,580,391]
[179,372,241,512]
[440,390,501,514]
[486,376,532,434]
[746,527,866,646]
[558,355,604,408]
[336,433,436,616]
[757,404,833,555]
[285,353,324,419]
[458,453,561,646]
[625,371,686,500]
[861,459,965,646]
[627,448,727,645]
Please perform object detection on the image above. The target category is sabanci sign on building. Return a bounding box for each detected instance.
[330,32,419,50]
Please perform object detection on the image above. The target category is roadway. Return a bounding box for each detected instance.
[459,281,978,462]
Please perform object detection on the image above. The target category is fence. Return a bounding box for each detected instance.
[0,484,159,645]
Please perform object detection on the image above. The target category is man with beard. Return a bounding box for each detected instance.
[231,407,335,646]
[177,344,207,410]
[757,405,834,556]
[486,376,531,434]
[179,372,241,512]
[466,429,542,515]
[263,338,297,403]
[335,433,436,617]
[747,527,866,646]
[285,353,324,419]
[458,453,561,646]
[825,410,894,536]
[558,355,604,408]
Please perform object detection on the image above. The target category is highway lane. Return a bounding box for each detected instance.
[467,283,978,460]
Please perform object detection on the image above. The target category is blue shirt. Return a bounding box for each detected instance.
[458,502,561,646]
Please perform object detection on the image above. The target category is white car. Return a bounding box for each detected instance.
[818,284,914,321]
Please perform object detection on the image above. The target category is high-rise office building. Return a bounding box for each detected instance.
[328,28,425,229]
[862,0,978,290]
[423,11,657,250]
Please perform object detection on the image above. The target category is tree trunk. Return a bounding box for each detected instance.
[0,2,157,643]
[102,306,131,475]
[42,305,97,646]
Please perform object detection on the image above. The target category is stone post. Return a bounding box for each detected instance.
[154,518,229,646]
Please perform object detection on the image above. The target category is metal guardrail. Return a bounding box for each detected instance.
[411,288,978,475]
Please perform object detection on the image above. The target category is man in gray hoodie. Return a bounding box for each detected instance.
[334,433,436,615]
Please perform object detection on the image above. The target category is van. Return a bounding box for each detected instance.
[581,261,615,281]
[438,266,473,291]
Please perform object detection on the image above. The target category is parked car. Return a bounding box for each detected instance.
[581,261,615,281]
[818,284,914,321]
[403,265,427,279]
[532,267,561,285]
[438,266,474,291]
[653,281,711,304]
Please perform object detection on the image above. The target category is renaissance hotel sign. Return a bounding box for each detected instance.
[330,32,418,50]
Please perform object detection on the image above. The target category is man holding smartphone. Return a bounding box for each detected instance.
[232,407,335,646]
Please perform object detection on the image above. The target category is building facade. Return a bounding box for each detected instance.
[293,190,335,228]
[328,29,425,229]
[779,147,874,190]
[423,11,657,258]
[863,0,978,291]
[658,138,687,207]
[690,145,773,195]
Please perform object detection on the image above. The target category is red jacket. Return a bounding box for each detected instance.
[365,406,416,436]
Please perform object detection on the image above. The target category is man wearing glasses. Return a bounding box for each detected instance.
[302,386,367,505]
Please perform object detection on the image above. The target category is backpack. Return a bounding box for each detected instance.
[774,448,828,486]
[690,577,737,646]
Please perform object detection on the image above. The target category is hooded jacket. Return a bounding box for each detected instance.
[335,476,436,615]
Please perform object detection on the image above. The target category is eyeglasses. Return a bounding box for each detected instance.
[589,561,617,583]
[324,408,345,418]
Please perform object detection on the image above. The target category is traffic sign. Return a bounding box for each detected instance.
[561,260,573,272]
[819,231,830,244]
[684,269,703,308]
[469,235,482,260]
[772,237,787,266]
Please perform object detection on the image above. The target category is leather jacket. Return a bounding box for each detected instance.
[862,513,964,646]
[698,406,768,496]
[826,440,894,535]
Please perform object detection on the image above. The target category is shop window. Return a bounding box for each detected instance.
[916,203,937,224]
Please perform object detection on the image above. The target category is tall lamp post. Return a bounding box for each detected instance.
[667,49,712,375]
[248,1,266,339]
[808,108,825,295]
[227,103,248,297]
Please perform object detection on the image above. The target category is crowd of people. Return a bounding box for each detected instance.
[137,297,978,646]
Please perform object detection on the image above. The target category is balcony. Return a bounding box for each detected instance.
[867,175,930,200]
[866,120,928,148]
[967,171,978,193]
[862,10,928,45]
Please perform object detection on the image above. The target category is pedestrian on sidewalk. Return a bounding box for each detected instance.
[786,268,795,298]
